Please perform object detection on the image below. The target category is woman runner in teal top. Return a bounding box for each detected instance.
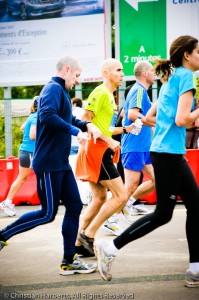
[94,35,199,288]
[0,97,38,217]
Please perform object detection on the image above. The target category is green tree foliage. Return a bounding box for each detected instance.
[0,114,5,158]
[0,88,4,100]
[11,86,44,99]
[82,82,101,99]
[0,115,25,158]
[0,86,44,100]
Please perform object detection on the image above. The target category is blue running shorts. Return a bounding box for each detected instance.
[121,152,152,172]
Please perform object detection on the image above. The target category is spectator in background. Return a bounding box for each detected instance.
[0,96,38,217]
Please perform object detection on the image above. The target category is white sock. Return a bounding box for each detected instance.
[127,197,136,206]
[4,199,12,205]
[108,214,118,223]
[189,263,199,274]
[106,240,119,256]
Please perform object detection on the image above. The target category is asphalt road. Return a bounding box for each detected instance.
[0,203,199,300]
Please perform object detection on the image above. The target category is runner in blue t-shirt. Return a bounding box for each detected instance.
[120,61,156,223]
[0,96,38,217]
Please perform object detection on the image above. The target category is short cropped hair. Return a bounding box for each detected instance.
[56,56,82,72]
[134,61,153,78]
[101,58,122,74]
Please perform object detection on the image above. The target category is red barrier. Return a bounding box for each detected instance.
[185,149,199,186]
[0,156,40,205]
[141,149,199,204]
[13,168,40,206]
[140,173,157,204]
[0,156,19,202]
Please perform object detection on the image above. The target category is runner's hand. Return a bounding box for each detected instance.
[86,123,101,144]
[77,131,89,146]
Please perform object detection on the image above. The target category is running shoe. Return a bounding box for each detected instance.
[59,254,97,275]
[94,240,115,281]
[0,201,16,217]
[0,240,8,251]
[78,230,95,256]
[184,269,199,287]
[75,245,95,257]
[131,204,153,216]
[103,216,124,236]
[121,205,134,224]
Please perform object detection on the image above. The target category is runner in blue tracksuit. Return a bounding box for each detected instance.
[0,56,101,275]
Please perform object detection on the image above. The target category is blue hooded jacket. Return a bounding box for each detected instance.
[33,76,87,173]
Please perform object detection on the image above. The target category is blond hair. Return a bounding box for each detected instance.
[30,96,38,113]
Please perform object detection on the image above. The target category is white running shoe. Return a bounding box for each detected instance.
[121,205,134,224]
[184,269,199,287]
[0,201,16,217]
[103,215,124,236]
[59,254,97,275]
[131,204,153,216]
[94,240,115,281]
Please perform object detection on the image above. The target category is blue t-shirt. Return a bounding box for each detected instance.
[20,112,37,153]
[121,82,153,153]
[150,66,196,154]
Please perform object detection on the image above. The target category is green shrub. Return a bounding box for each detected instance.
[0,115,5,158]
[0,115,25,158]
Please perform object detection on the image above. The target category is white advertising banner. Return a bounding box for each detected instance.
[116,0,199,79]
[0,0,109,86]
[167,1,199,54]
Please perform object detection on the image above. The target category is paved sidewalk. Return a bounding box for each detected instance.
[0,204,199,300]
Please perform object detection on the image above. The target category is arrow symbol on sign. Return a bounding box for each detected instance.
[125,0,159,11]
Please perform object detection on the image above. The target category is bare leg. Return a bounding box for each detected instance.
[7,166,31,200]
[84,176,127,238]
[123,164,155,205]
[76,182,107,246]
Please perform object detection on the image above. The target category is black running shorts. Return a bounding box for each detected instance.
[18,150,33,168]
[98,148,120,181]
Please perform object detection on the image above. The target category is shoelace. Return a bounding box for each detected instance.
[109,219,119,225]
[105,255,115,271]
[0,203,15,209]
[8,205,15,211]
[0,203,6,209]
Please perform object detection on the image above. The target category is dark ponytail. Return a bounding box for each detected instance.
[153,35,198,82]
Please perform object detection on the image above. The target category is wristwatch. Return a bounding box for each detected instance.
[85,121,92,125]
[123,126,127,133]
